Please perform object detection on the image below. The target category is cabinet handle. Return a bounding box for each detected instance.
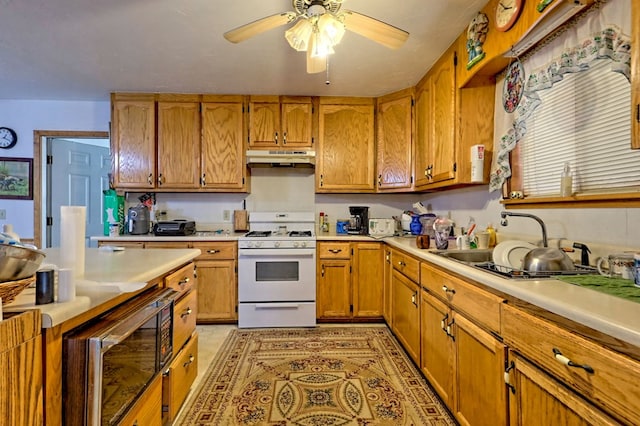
[411,291,418,307]
[201,173,206,186]
[329,249,342,254]
[446,318,455,340]
[283,132,287,144]
[181,307,193,318]
[178,277,190,287]
[147,173,153,185]
[504,361,516,394]
[274,132,278,144]
[552,348,594,374]
[440,313,449,332]
[321,264,325,277]
[442,285,456,294]
[378,174,382,186]
[183,354,195,368]
[397,260,406,267]
[207,249,220,254]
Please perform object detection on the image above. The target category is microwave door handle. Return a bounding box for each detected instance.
[100,303,167,349]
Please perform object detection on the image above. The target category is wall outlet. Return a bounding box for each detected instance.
[223,210,231,221]
[0,209,5,220]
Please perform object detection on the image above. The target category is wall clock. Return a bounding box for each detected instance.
[0,127,17,149]
[495,0,524,32]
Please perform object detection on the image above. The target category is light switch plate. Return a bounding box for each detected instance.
[223,210,231,221]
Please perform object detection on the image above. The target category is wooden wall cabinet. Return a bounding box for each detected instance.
[0,310,43,426]
[316,241,384,320]
[111,93,248,192]
[376,88,414,191]
[420,262,507,426]
[248,95,313,148]
[316,98,376,192]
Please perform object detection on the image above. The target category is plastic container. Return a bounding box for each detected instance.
[336,220,349,234]
[410,216,422,235]
[485,223,497,248]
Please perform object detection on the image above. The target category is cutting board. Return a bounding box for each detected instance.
[233,210,248,232]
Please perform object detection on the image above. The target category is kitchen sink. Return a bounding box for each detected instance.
[434,249,494,264]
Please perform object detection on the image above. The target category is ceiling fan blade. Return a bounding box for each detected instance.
[306,37,326,74]
[341,10,409,49]
[224,12,297,43]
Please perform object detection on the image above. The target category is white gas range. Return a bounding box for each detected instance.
[237,211,317,328]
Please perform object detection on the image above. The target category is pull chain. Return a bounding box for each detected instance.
[325,56,330,85]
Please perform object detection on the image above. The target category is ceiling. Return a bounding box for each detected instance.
[0,0,488,101]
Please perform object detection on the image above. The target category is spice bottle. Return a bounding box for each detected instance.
[560,162,573,197]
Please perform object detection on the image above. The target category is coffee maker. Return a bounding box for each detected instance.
[347,206,369,235]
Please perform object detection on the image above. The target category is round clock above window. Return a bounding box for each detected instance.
[0,127,17,149]
[495,0,524,32]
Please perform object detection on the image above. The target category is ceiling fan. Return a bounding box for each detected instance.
[223,0,409,73]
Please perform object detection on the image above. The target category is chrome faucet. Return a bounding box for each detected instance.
[500,211,548,247]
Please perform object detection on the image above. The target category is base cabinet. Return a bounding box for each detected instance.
[0,310,42,426]
[506,351,617,426]
[316,241,383,320]
[162,333,199,423]
[193,242,237,323]
[391,269,421,364]
[119,374,163,426]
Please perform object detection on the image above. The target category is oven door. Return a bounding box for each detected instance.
[238,247,316,302]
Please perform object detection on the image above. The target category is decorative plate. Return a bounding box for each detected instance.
[502,59,525,113]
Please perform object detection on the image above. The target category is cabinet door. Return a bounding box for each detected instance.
[317,103,375,192]
[454,313,507,426]
[111,96,156,189]
[508,352,618,426]
[174,290,197,353]
[376,91,413,190]
[118,374,163,426]
[317,259,351,319]
[352,242,383,318]
[391,270,420,363]
[281,100,313,147]
[249,99,280,147]
[429,50,456,185]
[201,101,246,190]
[162,333,198,424]
[157,101,201,189]
[413,83,431,188]
[195,259,237,322]
[420,290,454,407]
[383,247,393,325]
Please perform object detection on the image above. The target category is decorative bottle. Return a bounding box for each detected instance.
[560,162,573,197]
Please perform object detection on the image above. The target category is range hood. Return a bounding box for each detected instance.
[246,149,316,167]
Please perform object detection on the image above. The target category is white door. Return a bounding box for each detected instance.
[48,138,110,247]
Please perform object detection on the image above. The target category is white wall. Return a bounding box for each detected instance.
[0,99,110,239]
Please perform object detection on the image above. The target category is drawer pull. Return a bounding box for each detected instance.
[181,307,193,318]
[411,291,418,307]
[183,354,195,368]
[504,361,516,394]
[178,277,190,287]
[207,249,220,254]
[552,348,595,374]
[442,285,456,294]
[397,260,406,267]
[329,249,342,254]
[440,313,449,332]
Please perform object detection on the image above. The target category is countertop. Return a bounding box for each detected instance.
[383,237,640,349]
[91,232,246,242]
[3,247,201,328]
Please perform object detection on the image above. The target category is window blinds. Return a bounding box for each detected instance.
[521,59,639,196]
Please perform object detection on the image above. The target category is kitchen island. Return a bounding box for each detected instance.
[3,247,200,426]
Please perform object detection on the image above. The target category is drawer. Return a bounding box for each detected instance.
[144,241,190,249]
[391,249,420,283]
[421,263,503,333]
[162,332,198,423]
[119,373,162,426]
[502,303,640,425]
[192,241,237,260]
[165,262,195,296]
[173,290,197,353]
[317,242,351,259]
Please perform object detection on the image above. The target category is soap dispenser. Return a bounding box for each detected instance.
[560,162,573,197]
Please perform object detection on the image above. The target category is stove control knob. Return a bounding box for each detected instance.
[300,241,307,248]
[274,241,281,248]
[246,241,254,248]
[255,241,262,248]
[293,241,299,248]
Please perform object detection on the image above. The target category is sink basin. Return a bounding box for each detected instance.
[435,249,494,264]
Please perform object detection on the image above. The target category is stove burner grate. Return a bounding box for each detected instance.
[244,231,272,237]
[289,230,312,237]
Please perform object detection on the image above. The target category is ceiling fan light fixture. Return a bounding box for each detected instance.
[317,13,345,46]
[285,19,314,51]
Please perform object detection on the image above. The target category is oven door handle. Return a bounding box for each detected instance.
[239,248,316,257]
[255,303,302,309]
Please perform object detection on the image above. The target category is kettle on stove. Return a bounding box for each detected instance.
[127,205,150,235]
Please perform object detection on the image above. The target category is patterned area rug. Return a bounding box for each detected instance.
[176,327,455,425]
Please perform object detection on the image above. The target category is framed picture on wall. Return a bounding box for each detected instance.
[0,157,33,200]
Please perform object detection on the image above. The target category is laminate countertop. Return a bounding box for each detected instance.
[3,247,201,328]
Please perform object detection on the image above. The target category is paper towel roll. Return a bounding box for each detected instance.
[60,206,86,277]
[470,144,485,183]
